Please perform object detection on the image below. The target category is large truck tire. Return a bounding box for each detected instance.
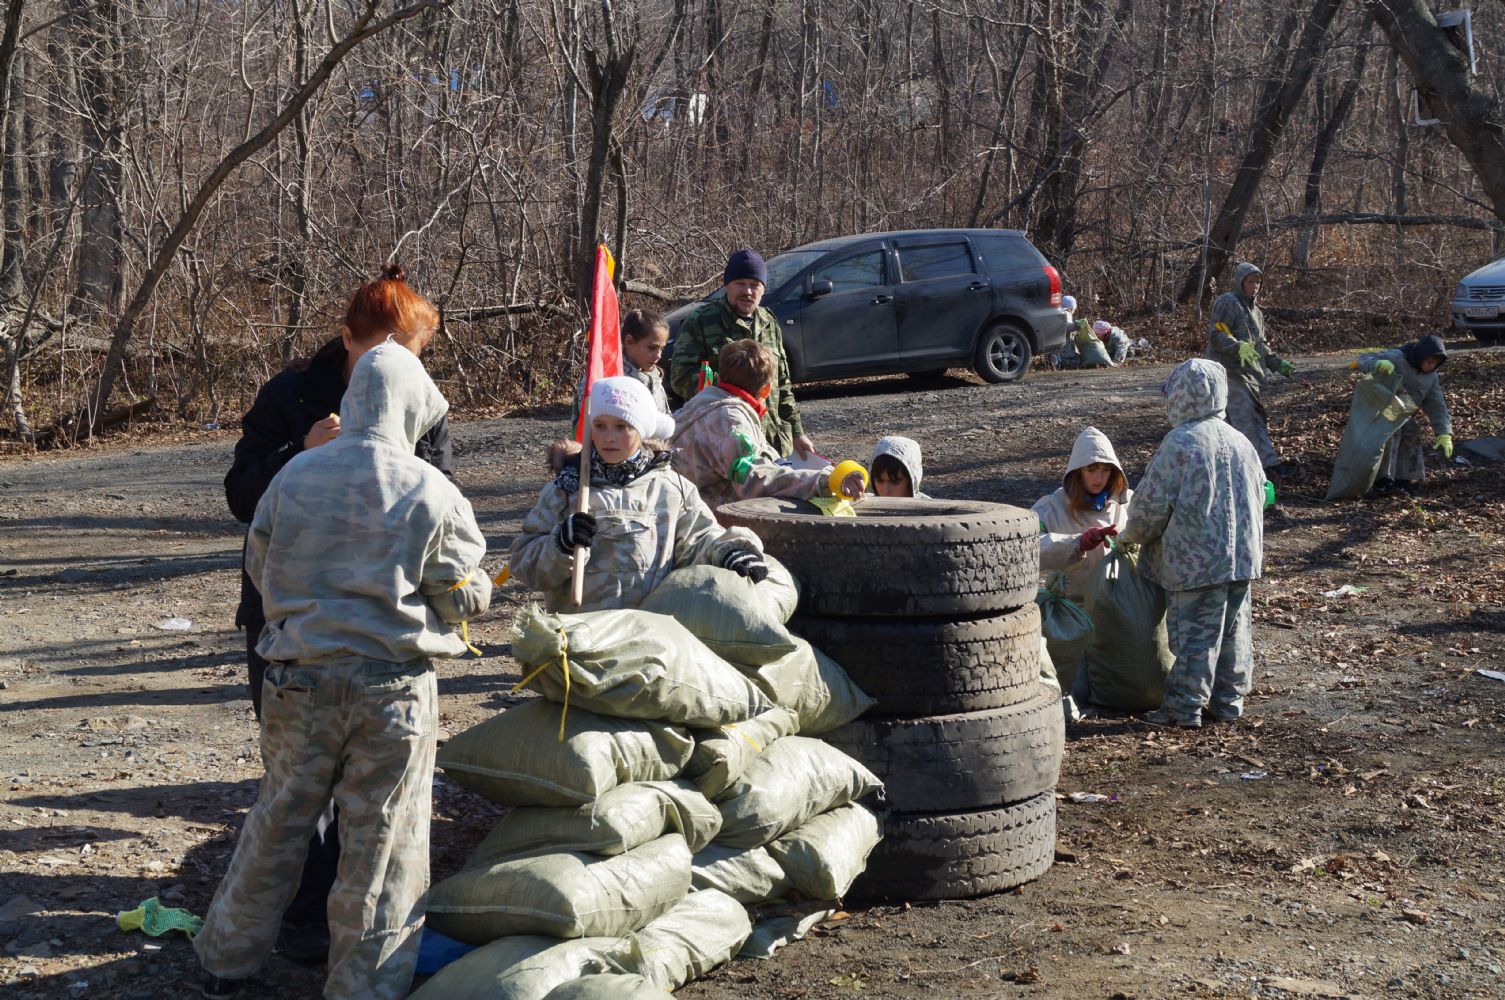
[789,604,1041,717]
[823,684,1063,813]
[849,793,1056,902]
[717,497,1037,618]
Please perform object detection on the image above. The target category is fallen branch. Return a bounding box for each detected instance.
[34,396,156,449]
[443,299,565,322]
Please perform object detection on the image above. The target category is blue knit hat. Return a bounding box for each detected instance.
[723,249,769,286]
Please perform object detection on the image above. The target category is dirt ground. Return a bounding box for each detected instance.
[3,346,1503,999]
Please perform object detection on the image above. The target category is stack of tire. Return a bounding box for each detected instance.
[718,497,1062,901]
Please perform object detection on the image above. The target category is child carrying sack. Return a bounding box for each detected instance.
[1082,547,1173,712]
[1325,373,1420,500]
[1036,585,1094,691]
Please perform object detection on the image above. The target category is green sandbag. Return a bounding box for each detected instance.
[714,735,882,848]
[409,936,628,1000]
[1082,547,1172,712]
[471,780,722,861]
[436,699,692,807]
[513,606,773,727]
[542,975,674,1000]
[766,802,882,900]
[691,843,791,904]
[623,889,753,990]
[426,834,692,945]
[1325,374,1419,500]
[685,706,801,798]
[740,637,875,736]
[639,560,801,664]
[1036,586,1094,690]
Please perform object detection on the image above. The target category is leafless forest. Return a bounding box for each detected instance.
[0,0,1502,441]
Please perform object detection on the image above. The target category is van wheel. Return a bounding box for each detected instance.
[973,323,1033,383]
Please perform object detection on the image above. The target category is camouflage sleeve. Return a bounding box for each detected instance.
[1117,445,1177,549]
[508,483,573,595]
[771,337,803,438]
[421,499,493,624]
[1206,294,1243,359]
[1419,380,1452,438]
[670,477,761,570]
[722,408,825,502]
[670,312,709,401]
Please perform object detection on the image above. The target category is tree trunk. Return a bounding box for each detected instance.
[1293,39,1368,268]
[1368,0,1505,226]
[68,0,125,321]
[1,45,26,305]
[575,32,633,305]
[1177,0,1346,303]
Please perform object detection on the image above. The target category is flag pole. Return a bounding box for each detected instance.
[569,411,592,608]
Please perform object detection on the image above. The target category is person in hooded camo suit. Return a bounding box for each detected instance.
[194,343,492,1000]
[1206,262,1295,477]
[1117,359,1266,728]
[511,375,769,612]
[1353,334,1452,498]
[870,435,930,499]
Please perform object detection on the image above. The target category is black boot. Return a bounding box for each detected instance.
[1395,479,1419,498]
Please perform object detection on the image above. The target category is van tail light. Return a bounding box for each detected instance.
[1043,265,1062,307]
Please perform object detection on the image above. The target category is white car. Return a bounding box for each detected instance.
[1451,257,1505,343]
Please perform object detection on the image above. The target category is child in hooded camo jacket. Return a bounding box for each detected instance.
[1353,333,1452,498]
[1117,359,1266,728]
[511,375,769,612]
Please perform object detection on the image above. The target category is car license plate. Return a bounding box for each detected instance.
[1464,305,1498,318]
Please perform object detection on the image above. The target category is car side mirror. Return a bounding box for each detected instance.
[808,279,834,299]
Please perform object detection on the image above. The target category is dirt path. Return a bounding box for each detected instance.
[3,350,1503,999]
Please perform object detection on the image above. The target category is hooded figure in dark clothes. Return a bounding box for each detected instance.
[1353,334,1452,497]
[222,265,451,964]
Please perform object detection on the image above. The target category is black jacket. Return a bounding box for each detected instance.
[226,337,454,627]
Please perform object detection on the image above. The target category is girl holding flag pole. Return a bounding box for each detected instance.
[510,245,769,612]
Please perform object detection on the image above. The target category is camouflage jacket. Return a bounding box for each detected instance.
[1206,263,1283,395]
[1118,359,1266,590]
[509,449,763,612]
[670,385,830,510]
[247,343,492,663]
[1357,347,1450,437]
[668,299,803,455]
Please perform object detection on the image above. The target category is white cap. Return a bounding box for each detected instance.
[589,376,675,440]
[1062,295,1077,312]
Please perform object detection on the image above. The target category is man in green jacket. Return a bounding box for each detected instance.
[670,249,813,458]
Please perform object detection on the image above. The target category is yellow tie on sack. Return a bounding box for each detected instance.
[510,627,571,741]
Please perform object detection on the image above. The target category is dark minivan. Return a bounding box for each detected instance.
[664,228,1070,385]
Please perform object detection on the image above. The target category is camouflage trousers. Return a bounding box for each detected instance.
[1162,582,1253,723]
[1224,382,1280,468]
[1379,416,1425,483]
[195,657,437,1000]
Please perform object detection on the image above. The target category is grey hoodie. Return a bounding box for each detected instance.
[1031,427,1134,600]
[870,436,930,499]
[1207,262,1284,394]
[247,342,492,663]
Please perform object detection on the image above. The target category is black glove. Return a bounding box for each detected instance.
[554,511,597,554]
[720,548,769,583]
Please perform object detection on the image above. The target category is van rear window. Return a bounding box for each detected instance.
[971,235,1043,272]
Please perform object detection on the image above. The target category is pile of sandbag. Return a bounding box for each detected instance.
[418,558,881,998]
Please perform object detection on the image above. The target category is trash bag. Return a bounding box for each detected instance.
[714,736,882,848]
[738,637,875,736]
[471,780,722,861]
[690,843,791,904]
[639,561,801,664]
[1325,374,1419,500]
[408,936,629,1000]
[542,975,674,1000]
[685,706,801,799]
[622,889,753,991]
[766,802,882,900]
[513,607,773,728]
[1036,586,1094,691]
[1082,547,1173,712]
[436,699,692,807]
[426,834,693,945]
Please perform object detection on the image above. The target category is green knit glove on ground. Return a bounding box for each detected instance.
[1374,359,1395,376]
[1237,342,1260,367]
[1434,434,1453,459]
[1277,360,1296,377]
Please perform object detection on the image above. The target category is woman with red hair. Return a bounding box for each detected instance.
[221,264,448,968]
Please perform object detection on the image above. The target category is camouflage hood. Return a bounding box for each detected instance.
[1230,261,1262,303]
[340,341,449,451]
[1165,359,1227,426]
[871,435,925,495]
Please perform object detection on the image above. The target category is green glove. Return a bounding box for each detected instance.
[1374,359,1395,376]
[1277,360,1295,377]
[1237,342,1259,368]
[1434,433,1453,460]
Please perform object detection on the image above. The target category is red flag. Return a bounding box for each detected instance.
[576,244,623,441]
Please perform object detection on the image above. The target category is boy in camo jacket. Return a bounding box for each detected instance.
[671,339,865,511]
[194,343,491,1000]
[1117,358,1266,728]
